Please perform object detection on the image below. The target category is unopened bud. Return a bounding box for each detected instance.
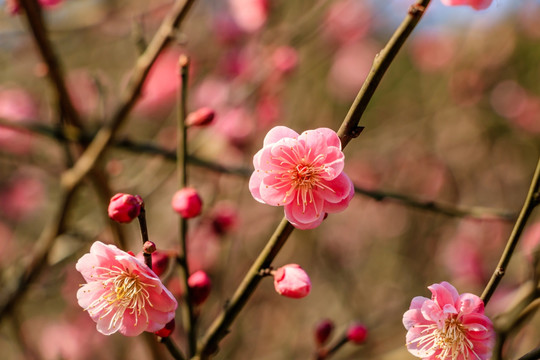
[346,323,368,344]
[273,264,311,299]
[155,319,175,338]
[171,188,202,218]
[188,270,212,306]
[143,241,156,254]
[186,107,215,127]
[314,319,334,346]
[136,250,169,277]
[108,193,143,223]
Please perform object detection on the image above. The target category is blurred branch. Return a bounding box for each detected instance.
[1,117,516,222]
[337,0,431,148]
[18,0,83,130]
[176,55,197,357]
[482,156,540,305]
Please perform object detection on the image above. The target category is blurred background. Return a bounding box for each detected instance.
[1,0,540,359]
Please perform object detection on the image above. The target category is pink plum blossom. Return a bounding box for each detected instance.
[228,0,269,33]
[76,241,178,336]
[273,264,311,298]
[440,0,493,10]
[249,126,354,229]
[403,281,495,360]
[347,323,368,344]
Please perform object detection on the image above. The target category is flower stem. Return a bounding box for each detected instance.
[137,206,153,270]
[198,218,295,358]
[481,156,540,305]
[176,55,197,358]
[337,0,431,147]
[315,336,348,360]
[161,337,187,360]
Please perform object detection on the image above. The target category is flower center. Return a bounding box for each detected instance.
[84,266,156,331]
[413,316,480,360]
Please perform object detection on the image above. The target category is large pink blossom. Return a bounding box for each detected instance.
[76,241,178,336]
[440,0,492,10]
[249,126,354,229]
[403,281,495,360]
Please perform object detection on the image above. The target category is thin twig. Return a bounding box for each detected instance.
[481,156,540,305]
[18,0,83,129]
[337,0,431,147]
[176,55,197,357]
[315,336,348,360]
[161,337,187,360]
[138,206,153,270]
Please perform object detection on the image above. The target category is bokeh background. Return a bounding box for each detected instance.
[1,0,540,359]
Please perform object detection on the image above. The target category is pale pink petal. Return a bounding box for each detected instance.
[298,130,327,162]
[259,175,295,206]
[315,127,342,149]
[118,311,149,336]
[95,310,122,335]
[459,293,484,315]
[410,296,429,310]
[406,326,437,358]
[263,126,298,146]
[284,204,325,230]
[428,282,459,308]
[421,299,444,324]
[317,172,352,204]
[323,176,354,213]
[286,193,325,223]
[403,308,429,330]
[249,170,265,203]
[147,286,177,313]
[319,147,345,180]
[76,282,108,311]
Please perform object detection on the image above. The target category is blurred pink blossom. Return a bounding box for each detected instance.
[209,201,239,235]
[188,270,212,305]
[440,0,493,10]
[0,86,38,154]
[6,0,62,14]
[273,264,311,299]
[76,241,178,336]
[66,70,100,118]
[272,46,299,75]
[256,95,281,127]
[193,77,230,110]
[490,80,540,132]
[323,0,371,45]
[314,319,334,346]
[171,187,203,218]
[328,41,379,101]
[213,14,244,44]
[410,32,456,72]
[228,0,269,33]
[132,49,183,119]
[521,221,540,260]
[403,281,495,360]
[0,173,44,220]
[249,126,354,229]
[214,106,255,148]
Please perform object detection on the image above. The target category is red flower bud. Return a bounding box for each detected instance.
[155,319,175,338]
[346,323,368,344]
[186,107,215,127]
[314,319,334,346]
[143,241,156,254]
[171,188,202,218]
[273,264,311,299]
[108,193,143,223]
[188,270,212,306]
[136,250,170,277]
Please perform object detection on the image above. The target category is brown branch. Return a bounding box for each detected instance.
[18,0,83,129]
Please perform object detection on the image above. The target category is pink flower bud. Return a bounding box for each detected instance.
[210,202,238,235]
[314,319,334,346]
[188,270,211,305]
[155,319,175,338]
[346,323,368,344]
[273,264,311,299]
[136,250,169,277]
[107,193,143,223]
[171,188,202,218]
[186,107,215,127]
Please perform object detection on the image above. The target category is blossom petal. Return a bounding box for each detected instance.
[319,147,345,180]
[259,174,295,206]
[459,293,485,315]
[323,176,354,213]
[284,203,325,230]
[429,282,460,308]
[263,126,298,146]
[315,127,341,149]
[317,172,352,204]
